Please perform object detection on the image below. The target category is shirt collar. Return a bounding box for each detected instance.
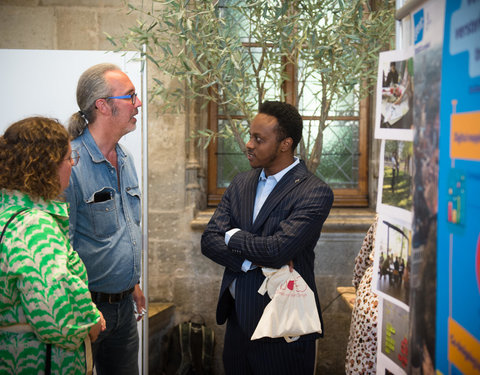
[80,127,127,164]
[259,157,300,182]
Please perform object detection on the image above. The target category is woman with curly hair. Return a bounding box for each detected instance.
[0,116,105,374]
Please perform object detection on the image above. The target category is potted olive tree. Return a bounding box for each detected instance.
[111,0,394,178]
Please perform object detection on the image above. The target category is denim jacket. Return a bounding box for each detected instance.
[65,127,142,293]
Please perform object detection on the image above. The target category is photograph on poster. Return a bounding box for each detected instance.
[376,139,413,222]
[375,48,414,141]
[376,360,405,375]
[372,214,411,308]
[376,299,409,375]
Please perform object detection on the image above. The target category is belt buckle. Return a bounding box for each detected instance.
[108,294,114,304]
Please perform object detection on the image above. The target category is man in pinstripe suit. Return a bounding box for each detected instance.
[201,101,334,375]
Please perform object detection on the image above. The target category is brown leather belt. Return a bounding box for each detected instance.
[90,287,135,304]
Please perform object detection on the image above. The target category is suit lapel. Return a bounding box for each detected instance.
[251,162,308,233]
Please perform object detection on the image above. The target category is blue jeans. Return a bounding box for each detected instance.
[92,295,139,375]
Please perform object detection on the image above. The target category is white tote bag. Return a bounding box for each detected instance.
[251,265,322,343]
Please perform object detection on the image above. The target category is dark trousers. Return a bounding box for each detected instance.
[223,308,316,375]
[92,295,139,375]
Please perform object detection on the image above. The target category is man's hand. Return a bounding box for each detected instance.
[288,260,294,272]
[89,311,106,343]
[132,284,146,321]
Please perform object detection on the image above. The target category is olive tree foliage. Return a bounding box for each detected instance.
[111,0,395,172]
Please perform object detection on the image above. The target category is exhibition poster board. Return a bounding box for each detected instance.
[436,1,480,374]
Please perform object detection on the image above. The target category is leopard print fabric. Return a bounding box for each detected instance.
[345,218,379,374]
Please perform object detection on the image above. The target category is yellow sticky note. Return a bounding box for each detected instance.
[450,111,480,160]
[448,318,480,375]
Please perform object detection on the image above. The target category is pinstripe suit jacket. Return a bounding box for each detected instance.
[201,160,334,341]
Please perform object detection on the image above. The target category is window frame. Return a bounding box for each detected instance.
[206,41,370,208]
[206,100,370,208]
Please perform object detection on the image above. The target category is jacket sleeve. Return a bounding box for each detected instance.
[9,211,100,350]
[226,181,333,269]
[201,182,246,273]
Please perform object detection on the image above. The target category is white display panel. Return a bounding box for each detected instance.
[0,49,143,178]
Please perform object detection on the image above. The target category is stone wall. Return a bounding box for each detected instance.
[0,1,378,374]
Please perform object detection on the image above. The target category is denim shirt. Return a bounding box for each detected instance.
[64,127,142,293]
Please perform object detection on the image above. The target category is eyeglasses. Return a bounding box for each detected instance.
[105,93,138,105]
[65,150,80,166]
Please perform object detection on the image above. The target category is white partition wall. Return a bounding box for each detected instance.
[0,49,144,175]
[0,49,148,374]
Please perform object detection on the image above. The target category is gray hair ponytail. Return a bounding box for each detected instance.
[68,63,120,139]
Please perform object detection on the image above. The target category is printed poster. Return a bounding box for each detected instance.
[376,298,410,375]
[376,139,413,223]
[372,213,411,310]
[436,0,480,374]
[407,0,446,373]
[375,48,415,141]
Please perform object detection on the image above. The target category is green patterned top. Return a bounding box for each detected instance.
[0,189,101,374]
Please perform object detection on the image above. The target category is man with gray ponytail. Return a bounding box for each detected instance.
[65,63,145,375]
